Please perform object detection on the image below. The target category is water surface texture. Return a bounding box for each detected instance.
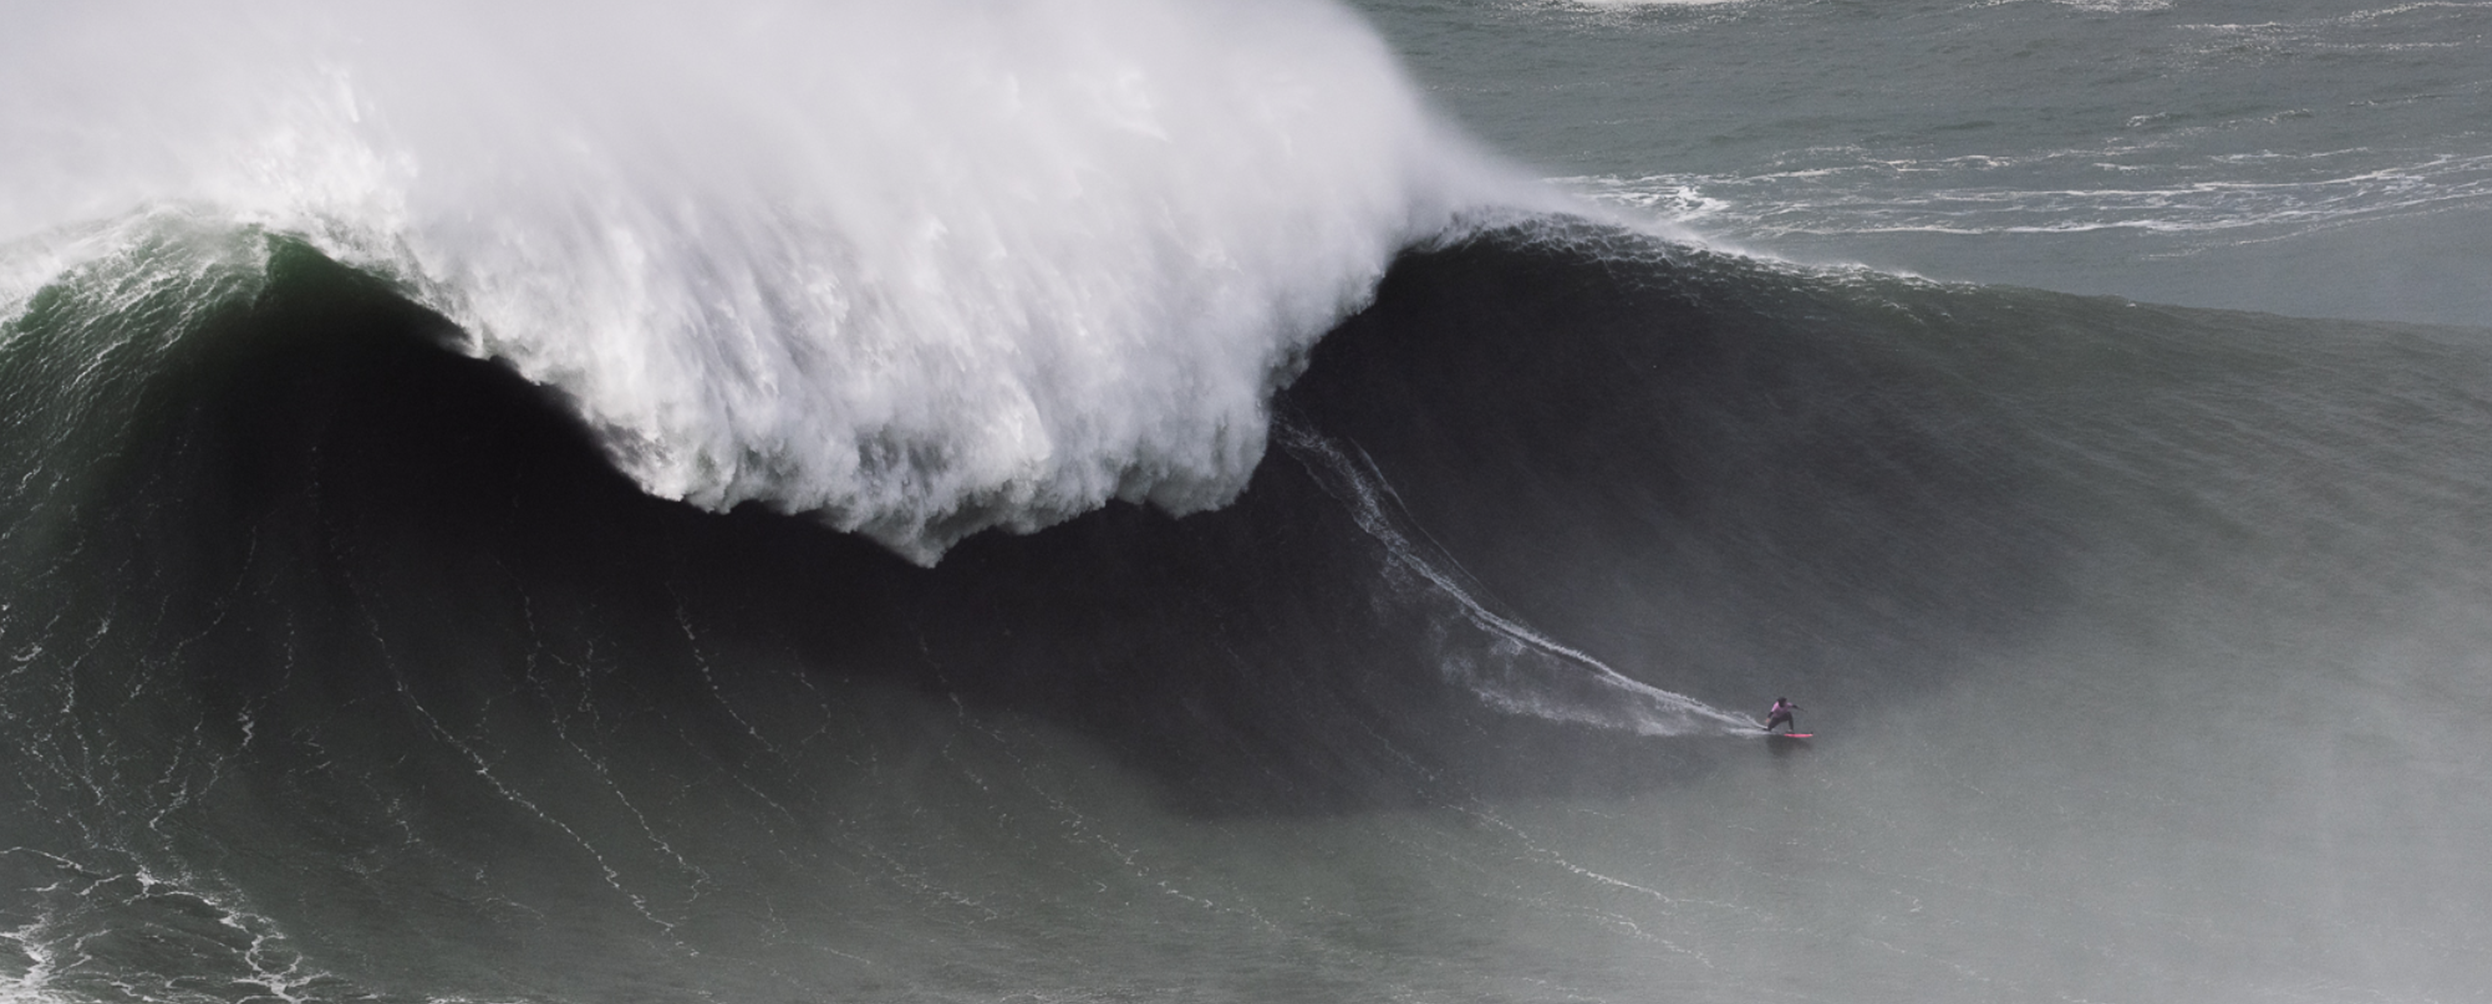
[1366,0,2492,324]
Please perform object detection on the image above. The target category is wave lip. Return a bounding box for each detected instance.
[2,0,1531,563]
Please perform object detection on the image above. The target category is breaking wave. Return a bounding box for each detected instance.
[1,0,1535,562]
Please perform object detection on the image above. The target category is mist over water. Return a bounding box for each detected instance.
[5,1,2492,1003]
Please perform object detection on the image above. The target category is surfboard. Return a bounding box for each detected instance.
[1767,732,1812,739]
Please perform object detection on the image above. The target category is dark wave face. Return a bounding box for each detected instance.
[4,216,2491,1002]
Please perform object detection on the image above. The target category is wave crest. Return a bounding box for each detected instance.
[3,0,1528,562]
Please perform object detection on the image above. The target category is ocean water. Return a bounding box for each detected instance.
[1370,0,2492,326]
[2,1,2489,1002]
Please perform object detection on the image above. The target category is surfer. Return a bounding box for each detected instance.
[1760,697,1799,733]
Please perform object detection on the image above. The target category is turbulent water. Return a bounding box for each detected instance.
[3,1,2490,1002]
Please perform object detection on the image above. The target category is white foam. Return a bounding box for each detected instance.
[0,0,1536,563]
[1565,139,2492,238]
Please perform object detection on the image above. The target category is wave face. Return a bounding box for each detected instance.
[9,3,2492,1004]
[7,219,2492,1003]
[4,0,1522,562]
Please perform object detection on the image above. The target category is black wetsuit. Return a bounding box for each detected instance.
[1762,700,1799,733]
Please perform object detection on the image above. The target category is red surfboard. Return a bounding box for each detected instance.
[1767,733,1812,739]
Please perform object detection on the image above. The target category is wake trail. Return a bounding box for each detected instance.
[1275,421,1756,737]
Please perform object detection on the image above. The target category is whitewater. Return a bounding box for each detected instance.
[1,0,1541,562]
[4,0,2492,1002]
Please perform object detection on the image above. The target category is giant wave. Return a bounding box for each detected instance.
[3,0,1539,563]
[7,2,2492,1003]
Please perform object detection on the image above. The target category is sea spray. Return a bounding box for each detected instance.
[1,0,1533,562]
